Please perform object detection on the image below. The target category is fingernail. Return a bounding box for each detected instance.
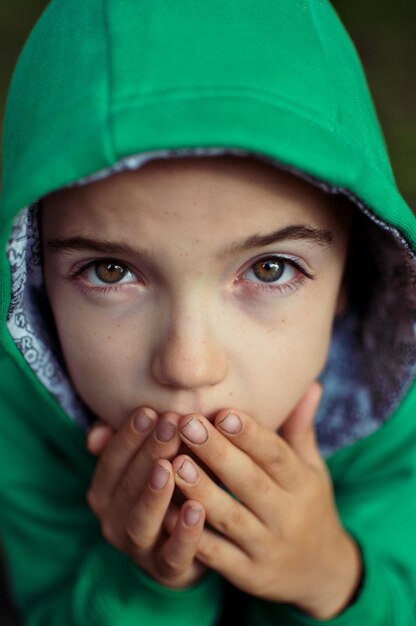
[149,464,170,490]
[155,419,176,442]
[184,505,202,527]
[133,409,154,433]
[177,459,199,484]
[218,413,242,434]
[181,418,208,444]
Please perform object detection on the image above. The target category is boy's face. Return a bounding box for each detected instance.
[42,156,350,431]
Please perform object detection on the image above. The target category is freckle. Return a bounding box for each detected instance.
[266,326,279,335]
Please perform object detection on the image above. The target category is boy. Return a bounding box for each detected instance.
[0,1,415,625]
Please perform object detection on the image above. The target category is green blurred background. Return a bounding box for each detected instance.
[0,0,415,209]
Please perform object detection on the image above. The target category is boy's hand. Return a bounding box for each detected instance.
[167,383,362,620]
[86,408,207,589]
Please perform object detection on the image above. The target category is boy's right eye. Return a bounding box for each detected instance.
[87,260,134,285]
[72,259,137,287]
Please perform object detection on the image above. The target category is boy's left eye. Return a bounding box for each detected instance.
[240,254,311,294]
[245,257,292,283]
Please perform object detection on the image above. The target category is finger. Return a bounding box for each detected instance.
[278,381,324,469]
[196,526,249,585]
[123,459,175,555]
[87,407,158,515]
[163,502,181,535]
[87,421,114,455]
[177,413,294,512]
[107,413,183,527]
[156,500,206,583]
[211,408,306,491]
[172,453,263,555]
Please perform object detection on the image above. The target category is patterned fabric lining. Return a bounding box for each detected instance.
[5,148,416,457]
[6,204,93,426]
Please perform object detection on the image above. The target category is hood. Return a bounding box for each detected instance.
[0,0,415,458]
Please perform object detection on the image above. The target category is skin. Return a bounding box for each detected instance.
[41,155,361,619]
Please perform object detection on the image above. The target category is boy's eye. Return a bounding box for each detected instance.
[243,256,298,286]
[85,260,135,285]
[249,258,286,283]
[239,254,313,296]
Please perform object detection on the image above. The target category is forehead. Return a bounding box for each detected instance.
[41,155,345,238]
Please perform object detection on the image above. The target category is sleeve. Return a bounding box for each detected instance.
[0,355,224,626]
[244,382,416,626]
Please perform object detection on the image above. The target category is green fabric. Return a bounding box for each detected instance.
[0,1,415,625]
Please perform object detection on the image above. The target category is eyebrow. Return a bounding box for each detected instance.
[45,224,333,261]
[221,224,333,256]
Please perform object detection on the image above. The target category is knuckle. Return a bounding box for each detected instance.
[216,505,245,536]
[148,449,162,465]
[118,473,140,501]
[267,447,288,472]
[250,473,272,499]
[125,508,156,552]
[124,521,148,551]
[197,535,218,566]
[158,554,184,577]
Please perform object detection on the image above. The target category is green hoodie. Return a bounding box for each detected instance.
[0,1,415,625]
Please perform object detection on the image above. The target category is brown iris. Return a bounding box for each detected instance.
[94,261,127,284]
[252,258,284,283]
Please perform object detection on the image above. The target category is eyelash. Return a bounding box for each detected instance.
[65,255,314,297]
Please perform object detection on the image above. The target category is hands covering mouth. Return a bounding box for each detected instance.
[86,384,362,620]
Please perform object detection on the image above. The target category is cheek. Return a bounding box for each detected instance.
[46,291,147,425]
[241,292,335,431]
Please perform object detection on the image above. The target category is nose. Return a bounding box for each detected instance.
[150,303,228,390]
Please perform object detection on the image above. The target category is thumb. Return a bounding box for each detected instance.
[87,420,114,456]
[279,381,323,468]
